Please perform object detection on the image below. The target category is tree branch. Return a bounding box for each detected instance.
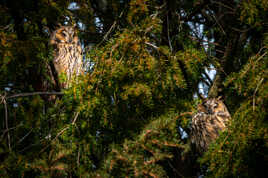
[6,92,63,99]
[0,93,11,151]
[39,112,80,154]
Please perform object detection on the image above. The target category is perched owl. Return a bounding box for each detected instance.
[50,25,83,88]
[191,97,231,152]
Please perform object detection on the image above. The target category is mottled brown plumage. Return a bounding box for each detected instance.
[50,25,83,88]
[191,97,231,152]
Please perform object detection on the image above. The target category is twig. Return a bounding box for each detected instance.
[167,15,173,53]
[168,160,185,178]
[18,128,33,144]
[4,104,9,151]
[19,142,43,153]
[253,78,264,111]
[241,51,267,77]
[231,27,252,33]
[97,11,124,47]
[145,42,159,50]
[39,111,80,154]
[211,1,236,12]
[7,91,63,99]
[0,91,62,152]
[52,111,79,140]
[1,93,11,151]
[77,146,80,167]
[255,51,267,63]
[98,21,117,46]
[1,124,22,141]
[72,112,80,125]
[209,7,226,35]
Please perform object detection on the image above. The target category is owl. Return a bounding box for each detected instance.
[191,97,231,152]
[50,25,83,88]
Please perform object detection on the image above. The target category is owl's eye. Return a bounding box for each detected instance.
[213,103,218,108]
[61,31,67,37]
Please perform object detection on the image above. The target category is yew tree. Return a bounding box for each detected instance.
[0,0,267,177]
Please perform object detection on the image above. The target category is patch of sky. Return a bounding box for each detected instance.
[77,21,86,31]
[68,2,80,10]
[188,18,217,98]
[95,16,103,33]
[198,65,216,97]
[179,127,188,139]
[5,87,11,91]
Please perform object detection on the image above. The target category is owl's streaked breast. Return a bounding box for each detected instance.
[50,26,82,88]
[191,98,231,152]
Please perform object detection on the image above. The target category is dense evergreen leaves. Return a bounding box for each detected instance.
[0,0,267,177]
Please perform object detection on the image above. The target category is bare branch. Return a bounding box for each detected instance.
[211,1,236,12]
[72,112,80,125]
[97,11,124,47]
[7,92,63,99]
[77,147,80,167]
[253,78,264,111]
[145,42,159,50]
[0,93,11,151]
[167,15,173,53]
[39,112,80,154]
[18,129,33,144]
[0,91,63,151]
[1,124,22,141]
[211,11,226,35]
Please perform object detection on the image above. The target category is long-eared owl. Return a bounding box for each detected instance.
[191,97,231,152]
[50,25,83,88]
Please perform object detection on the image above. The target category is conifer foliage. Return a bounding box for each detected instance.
[0,0,267,177]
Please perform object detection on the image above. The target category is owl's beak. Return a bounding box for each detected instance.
[207,108,213,114]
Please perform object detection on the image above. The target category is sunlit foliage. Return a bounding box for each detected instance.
[0,0,267,177]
